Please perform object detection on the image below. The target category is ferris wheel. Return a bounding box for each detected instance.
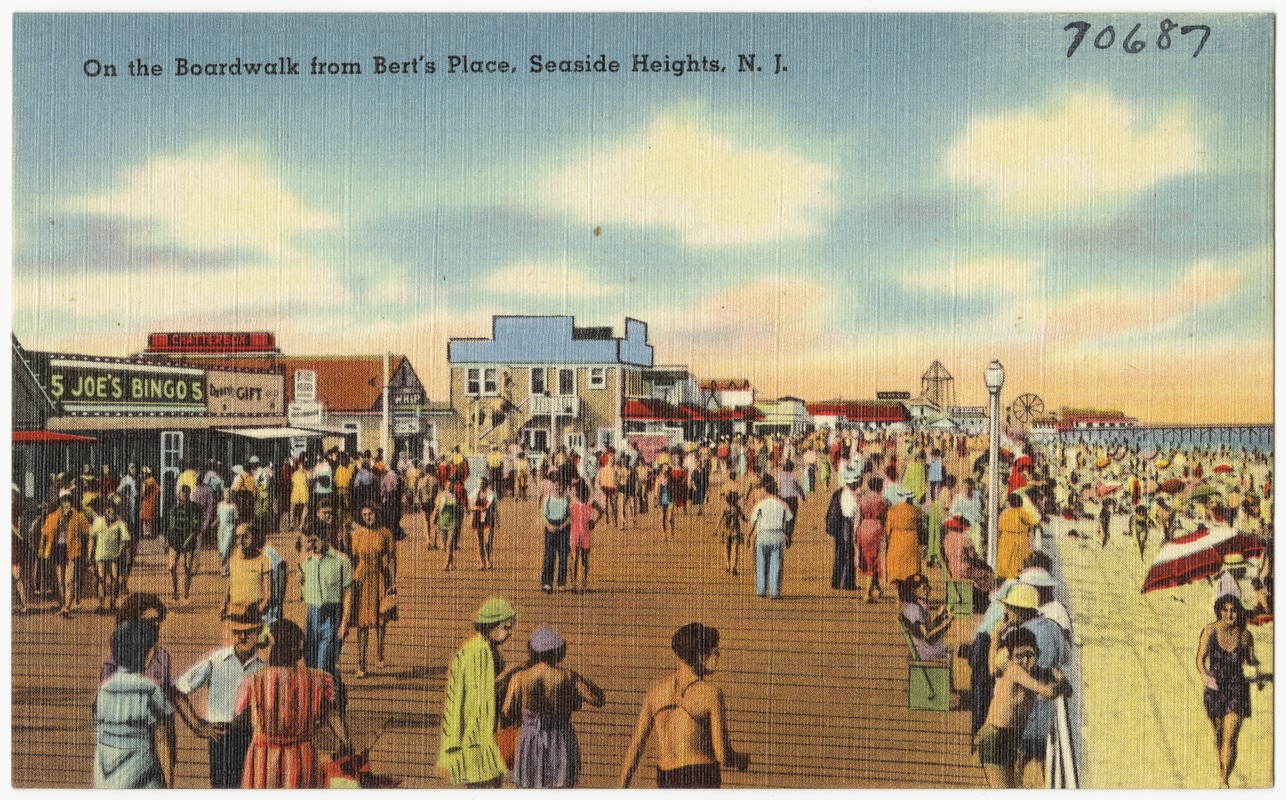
[1011,393,1045,424]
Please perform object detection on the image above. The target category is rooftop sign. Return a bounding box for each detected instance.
[147,331,276,353]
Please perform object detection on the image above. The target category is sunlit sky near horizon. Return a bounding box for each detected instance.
[12,13,1274,424]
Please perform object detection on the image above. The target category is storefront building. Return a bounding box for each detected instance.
[12,336,301,516]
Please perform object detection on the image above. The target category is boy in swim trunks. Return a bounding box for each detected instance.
[619,622,750,788]
[977,625,1068,788]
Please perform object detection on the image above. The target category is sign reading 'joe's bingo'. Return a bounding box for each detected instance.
[49,357,206,413]
[48,356,287,417]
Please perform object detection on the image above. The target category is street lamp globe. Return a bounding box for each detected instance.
[984,358,1005,571]
[985,360,1005,393]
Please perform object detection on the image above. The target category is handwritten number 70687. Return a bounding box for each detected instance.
[1065,19,1211,58]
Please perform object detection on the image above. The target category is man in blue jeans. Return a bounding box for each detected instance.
[748,475,792,599]
[299,524,353,710]
[540,478,572,593]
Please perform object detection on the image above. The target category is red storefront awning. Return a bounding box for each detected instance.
[13,431,98,444]
[623,398,688,422]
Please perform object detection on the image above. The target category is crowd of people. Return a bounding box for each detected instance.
[27,423,1271,788]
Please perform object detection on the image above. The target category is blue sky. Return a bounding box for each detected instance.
[12,13,1274,422]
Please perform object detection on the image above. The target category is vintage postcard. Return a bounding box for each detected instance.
[9,11,1274,790]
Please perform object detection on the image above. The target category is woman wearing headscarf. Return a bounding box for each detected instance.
[94,620,173,788]
[502,625,605,787]
[438,598,520,788]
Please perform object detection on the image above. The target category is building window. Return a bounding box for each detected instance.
[466,367,498,397]
[589,367,606,390]
[559,368,574,396]
[530,367,546,395]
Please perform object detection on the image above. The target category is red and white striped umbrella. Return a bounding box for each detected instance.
[1142,526,1266,594]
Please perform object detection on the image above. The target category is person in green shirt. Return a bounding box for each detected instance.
[438,598,520,787]
[164,485,202,603]
[299,525,353,712]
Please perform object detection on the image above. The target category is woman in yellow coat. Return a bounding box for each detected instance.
[438,598,519,787]
[885,490,923,584]
[996,493,1039,581]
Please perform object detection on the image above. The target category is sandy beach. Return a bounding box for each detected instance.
[1053,511,1273,788]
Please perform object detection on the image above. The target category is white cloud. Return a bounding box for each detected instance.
[970,257,1247,345]
[543,113,835,246]
[900,255,1041,295]
[947,91,1205,215]
[480,262,621,298]
[65,147,338,255]
[13,257,352,324]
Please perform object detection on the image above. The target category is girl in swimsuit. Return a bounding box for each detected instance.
[1197,595,1259,787]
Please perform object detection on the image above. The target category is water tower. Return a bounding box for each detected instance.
[920,360,955,410]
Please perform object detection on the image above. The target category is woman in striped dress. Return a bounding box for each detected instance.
[237,619,351,788]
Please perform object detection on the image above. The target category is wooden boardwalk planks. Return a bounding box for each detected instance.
[12,468,985,788]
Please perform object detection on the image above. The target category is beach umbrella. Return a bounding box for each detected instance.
[1189,484,1222,503]
[1214,463,1234,474]
[1156,459,1171,470]
[1094,482,1121,497]
[1141,448,1159,461]
[1159,478,1186,495]
[1142,526,1265,594]
[1095,457,1110,469]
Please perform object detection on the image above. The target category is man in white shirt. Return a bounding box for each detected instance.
[174,605,266,788]
[1215,554,1249,604]
[749,475,793,600]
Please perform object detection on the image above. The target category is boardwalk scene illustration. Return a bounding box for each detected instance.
[11,13,1274,790]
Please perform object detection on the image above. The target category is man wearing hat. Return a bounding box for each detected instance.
[824,463,861,591]
[967,551,1049,737]
[174,605,266,787]
[1216,554,1250,604]
[1012,569,1068,787]
[439,598,519,788]
[977,622,1068,788]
